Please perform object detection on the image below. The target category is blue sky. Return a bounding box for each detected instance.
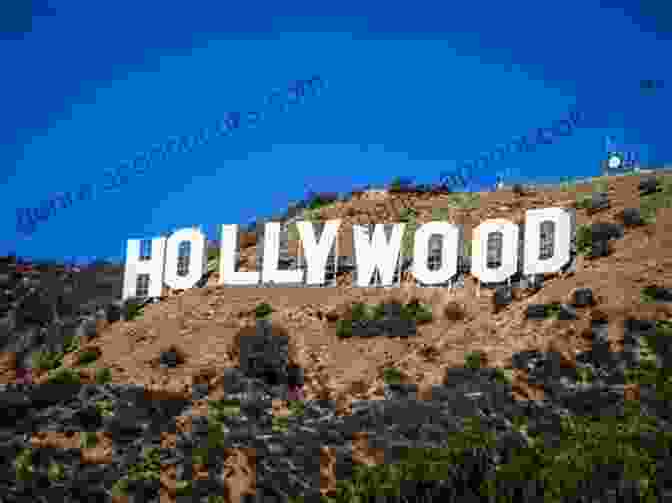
[1,0,670,265]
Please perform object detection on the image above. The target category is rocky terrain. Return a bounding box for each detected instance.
[2,172,672,502]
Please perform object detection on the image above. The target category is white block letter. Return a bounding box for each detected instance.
[262,222,304,285]
[353,223,405,287]
[471,218,519,284]
[219,225,260,286]
[163,227,208,290]
[523,207,574,275]
[123,236,166,300]
[297,219,341,286]
[412,221,460,285]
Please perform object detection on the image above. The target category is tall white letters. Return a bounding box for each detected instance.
[412,222,460,285]
[297,220,341,286]
[352,223,405,287]
[123,236,167,300]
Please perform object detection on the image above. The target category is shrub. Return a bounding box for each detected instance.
[287,222,300,241]
[95,367,112,384]
[95,399,114,417]
[446,192,480,210]
[63,334,81,353]
[80,431,98,449]
[47,367,80,385]
[209,399,242,422]
[335,319,353,338]
[402,300,433,324]
[576,224,593,256]
[592,177,609,193]
[254,302,273,319]
[350,302,369,322]
[398,207,417,222]
[47,462,65,482]
[512,183,525,196]
[124,298,146,321]
[465,350,485,369]
[32,350,63,371]
[77,349,99,365]
[431,207,451,222]
[14,448,34,481]
[383,367,403,384]
[575,192,593,209]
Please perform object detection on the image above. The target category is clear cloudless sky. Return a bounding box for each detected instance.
[1,0,670,265]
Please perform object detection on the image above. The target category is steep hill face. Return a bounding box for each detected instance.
[83,173,672,405]
[4,172,672,502]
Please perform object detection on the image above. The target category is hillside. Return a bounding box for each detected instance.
[2,171,672,502]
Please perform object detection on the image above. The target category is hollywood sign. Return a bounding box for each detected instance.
[122,207,574,301]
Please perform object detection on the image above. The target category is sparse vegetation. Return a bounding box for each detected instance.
[302,208,323,222]
[46,367,80,385]
[95,367,112,384]
[335,319,353,338]
[431,207,451,222]
[639,174,672,224]
[47,461,66,482]
[591,177,609,193]
[446,192,480,209]
[544,303,562,320]
[575,224,593,256]
[575,192,593,209]
[209,399,242,421]
[288,222,300,241]
[124,298,146,321]
[77,349,98,365]
[80,431,98,449]
[111,447,161,496]
[32,350,63,371]
[383,366,403,384]
[254,302,274,319]
[95,399,114,417]
[14,448,34,481]
[464,350,485,370]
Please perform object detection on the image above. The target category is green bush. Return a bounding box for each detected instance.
[124,298,145,321]
[14,448,34,481]
[47,367,80,385]
[349,302,370,322]
[398,207,417,222]
[288,222,300,241]
[431,207,451,221]
[209,399,242,421]
[95,399,114,417]
[383,367,403,384]
[575,192,593,209]
[402,300,433,324]
[335,319,353,338]
[77,350,99,365]
[639,175,672,224]
[465,351,485,370]
[592,177,609,193]
[32,350,63,371]
[446,192,480,209]
[254,302,274,319]
[95,367,112,384]
[544,303,561,320]
[112,447,162,496]
[80,431,98,449]
[63,334,81,353]
[576,224,593,256]
[47,462,65,482]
